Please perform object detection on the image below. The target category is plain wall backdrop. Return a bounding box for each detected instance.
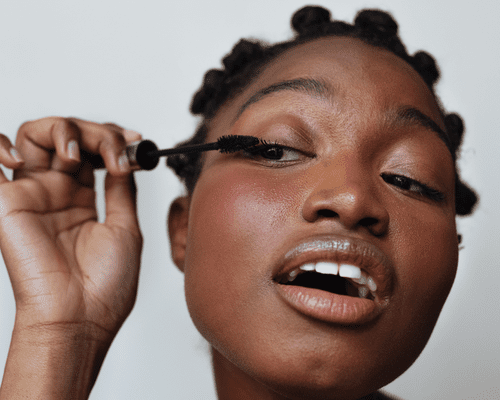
[0,0,498,399]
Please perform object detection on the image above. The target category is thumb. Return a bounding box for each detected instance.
[104,172,140,235]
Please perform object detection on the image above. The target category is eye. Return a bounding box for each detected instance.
[243,142,307,164]
[381,173,445,202]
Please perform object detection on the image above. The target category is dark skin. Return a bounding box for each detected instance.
[0,120,143,399]
[0,37,456,399]
[169,37,458,400]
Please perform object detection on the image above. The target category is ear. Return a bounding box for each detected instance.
[168,196,190,273]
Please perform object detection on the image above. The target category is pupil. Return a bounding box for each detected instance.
[395,175,410,189]
[264,147,283,160]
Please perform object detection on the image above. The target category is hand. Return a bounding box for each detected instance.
[0,117,143,339]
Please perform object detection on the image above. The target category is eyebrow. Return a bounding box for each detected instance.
[390,107,451,150]
[234,77,451,151]
[235,78,331,120]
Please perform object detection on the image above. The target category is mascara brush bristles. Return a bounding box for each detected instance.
[148,135,260,157]
[217,135,260,153]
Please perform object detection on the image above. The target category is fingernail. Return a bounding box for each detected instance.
[67,140,80,161]
[118,150,130,172]
[10,147,24,163]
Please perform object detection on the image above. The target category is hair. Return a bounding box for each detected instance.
[167,5,477,217]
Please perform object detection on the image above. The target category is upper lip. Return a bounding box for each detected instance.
[273,235,395,300]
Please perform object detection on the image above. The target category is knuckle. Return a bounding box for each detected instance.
[17,119,35,135]
[18,117,68,137]
[105,130,126,149]
[53,119,80,145]
[57,117,78,132]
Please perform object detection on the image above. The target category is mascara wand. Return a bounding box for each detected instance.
[124,135,260,170]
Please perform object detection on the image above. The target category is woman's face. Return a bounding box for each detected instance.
[171,37,458,399]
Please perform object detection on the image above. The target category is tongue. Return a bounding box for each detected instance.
[346,281,360,297]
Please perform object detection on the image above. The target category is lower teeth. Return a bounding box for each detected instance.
[358,286,369,298]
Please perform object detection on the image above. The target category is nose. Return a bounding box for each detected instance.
[301,163,389,237]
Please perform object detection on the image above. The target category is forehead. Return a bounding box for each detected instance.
[209,36,444,136]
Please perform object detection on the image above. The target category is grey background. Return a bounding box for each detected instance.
[0,0,498,399]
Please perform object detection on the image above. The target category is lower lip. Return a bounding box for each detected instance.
[275,284,386,325]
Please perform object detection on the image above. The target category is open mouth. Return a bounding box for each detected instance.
[274,262,378,301]
[273,237,391,324]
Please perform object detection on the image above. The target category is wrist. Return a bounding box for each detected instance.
[13,316,115,344]
[1,321,114,400]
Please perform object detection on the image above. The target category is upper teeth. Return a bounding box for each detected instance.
[339,264,362,279]
[315,262,338,275]
[302,262,363,279]
[279,261,377,299]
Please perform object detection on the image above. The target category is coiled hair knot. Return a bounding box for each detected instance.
[354,9,399,39]
[445,113,465,150]
[190,40,269,118]
[291,6,332,36]
[456,175,478,216]
[443,113,478,216]
[222,39,266,75]
[411,51,440,87]
[190,69,225,115]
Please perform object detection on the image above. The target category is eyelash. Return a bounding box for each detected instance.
[242,142,445,202]
[243,140,307,164]
[380,173,445,202]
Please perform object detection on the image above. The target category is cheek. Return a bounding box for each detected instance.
[181,167,294,342]
[390,202,458,340]
[187,169,289,262]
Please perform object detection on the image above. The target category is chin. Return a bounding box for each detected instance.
[210,325,416,400]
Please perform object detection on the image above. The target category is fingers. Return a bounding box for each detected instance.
[0,133,25,183]
[102,123,142,144]
[104,172,141,236]
[15,117,141,176]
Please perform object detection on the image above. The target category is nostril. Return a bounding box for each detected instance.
[359,217,379,227]
[317,209,338,219]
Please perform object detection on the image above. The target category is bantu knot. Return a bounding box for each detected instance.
[412,51,440,86]
[354,10,398,38]
[292,6,331,35]
[445,113,465,151]
[190,69,225,114]
[190,90,206,115]
[455,177,478,216]
[203,69,225,91]
[222,40,266,75]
